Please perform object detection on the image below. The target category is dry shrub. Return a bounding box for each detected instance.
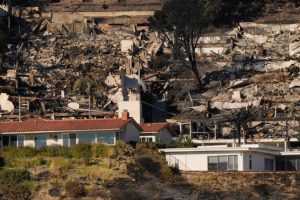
[110,188,142,200]
[10,156,47,169]
[91,143,112,158]
[65,180,86,198]
[49,157,72,175]
[0,169,32,200]
[252,183,272,198]
[101,158,113,169]
[111,141,134,158]
[75,165,116,181]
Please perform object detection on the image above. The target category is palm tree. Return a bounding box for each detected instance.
[72,65,107,118]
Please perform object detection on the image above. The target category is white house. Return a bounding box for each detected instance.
[160,144,300,171]
[140,123,174,144]
[0,111,141,148]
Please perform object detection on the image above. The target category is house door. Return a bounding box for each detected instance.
[35,135,47,149]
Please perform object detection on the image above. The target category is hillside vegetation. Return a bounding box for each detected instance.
[0,143,300,199]
[0,142,184,200]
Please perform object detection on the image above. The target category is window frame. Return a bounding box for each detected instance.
[208,155,238,171]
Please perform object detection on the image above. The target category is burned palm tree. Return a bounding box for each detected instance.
[72,65,107,118]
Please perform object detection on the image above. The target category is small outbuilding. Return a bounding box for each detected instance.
[140,123,174,144]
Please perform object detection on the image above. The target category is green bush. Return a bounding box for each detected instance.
[10,156,47,168]
[91,143,111,158]
[1,147,38,158]
[42,145,73,158]
[0,156,5,167]
[71,144,92,164]
[0,169,32,200]
[0,181,32,200]
[111,141,134,158]
[65,180,86,198]
[0,168,30,184]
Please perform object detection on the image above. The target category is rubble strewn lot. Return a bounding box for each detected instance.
[0,23,170,119]
[171,22,300,141]
[3,2,300,142]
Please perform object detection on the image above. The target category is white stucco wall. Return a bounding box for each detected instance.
[24,133,64,147]
[118,101,144,124]
[165,151,243,171]
[121,123,140,143]
[243,152,275,171]
[24,135,35,147]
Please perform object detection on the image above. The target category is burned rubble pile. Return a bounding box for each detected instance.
[0,23,171,119]
[175,22,300,140]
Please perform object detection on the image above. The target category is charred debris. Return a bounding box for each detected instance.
[2,1,300,145]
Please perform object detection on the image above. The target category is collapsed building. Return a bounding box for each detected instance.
[170,22,300,149]
[3,1,300,149]
[0,0,169,122]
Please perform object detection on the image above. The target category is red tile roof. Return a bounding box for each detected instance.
[140,123,168,133]
[0,118,138,134]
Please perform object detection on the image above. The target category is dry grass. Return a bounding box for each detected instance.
[73,165,122,182]
[10,156,47,169]
[49,157,73,175]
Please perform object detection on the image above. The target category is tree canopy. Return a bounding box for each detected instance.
[148,0,265,86]
[149,0,221,85]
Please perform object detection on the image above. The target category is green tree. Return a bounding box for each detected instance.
[72,65,107,118]
[149,0,220,86]
[149,0,265,86]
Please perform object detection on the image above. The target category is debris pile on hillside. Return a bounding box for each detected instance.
[0,26,171,119]
[172,22,300,140]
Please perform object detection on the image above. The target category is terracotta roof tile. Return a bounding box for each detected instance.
[0,118,135,134]
[140,123,168,133]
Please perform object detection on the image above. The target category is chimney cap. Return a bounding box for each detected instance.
[121,110,129,120]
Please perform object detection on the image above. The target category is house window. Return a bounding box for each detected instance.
[63,134,69,147]
[148,137,153,143]
[218,156,228,171]
[10,136,17,147]
[228,155,238,170]
[97,132,114,145]
[264,158,274,171]
[63,133,77,147]
[208,155,238,171]
[208,156,218,171]
[78,133,96,144]
[2,136,9,147]
[17,135,25,147]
